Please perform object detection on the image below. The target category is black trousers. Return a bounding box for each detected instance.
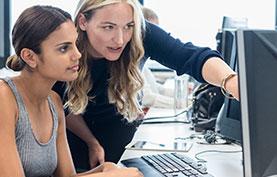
[67,117,141,172]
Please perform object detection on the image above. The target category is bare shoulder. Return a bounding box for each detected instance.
[0,79,17,106]
[0,79,10,92]
[50,90,63,106]
[0,79,18,124]
[49,90,65,122]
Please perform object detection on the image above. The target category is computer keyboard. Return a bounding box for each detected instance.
[121,153,214,177]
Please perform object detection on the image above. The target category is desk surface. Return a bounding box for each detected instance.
[120,108,243,177]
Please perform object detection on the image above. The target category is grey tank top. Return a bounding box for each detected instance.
[3,77,58,177]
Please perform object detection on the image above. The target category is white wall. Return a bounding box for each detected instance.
[10,0,79,54]
[144,0,275,49]
[10,0,276,50]
[11,0,79,32]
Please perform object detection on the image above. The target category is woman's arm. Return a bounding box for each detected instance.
[143,22,238,99]
[66,114,101,149]
[201,57,238,99]
[0,81,25,177]
[143,21,222,83]
[66,114,105,168]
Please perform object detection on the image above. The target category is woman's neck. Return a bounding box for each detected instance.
[14,71,54,105]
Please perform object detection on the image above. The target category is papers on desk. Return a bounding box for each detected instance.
[125,140,193,152]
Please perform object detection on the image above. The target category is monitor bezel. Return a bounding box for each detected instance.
[237,29,252,177]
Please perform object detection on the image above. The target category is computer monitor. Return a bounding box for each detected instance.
[216,16,248,53]
[222,16,248,30]
[215,30,242,144]
[237,29,277,177]
[0,0,10,68]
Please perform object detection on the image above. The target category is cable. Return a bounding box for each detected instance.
[194,149,242,163]
[175,134,203,141]
[142,120,190,124]
[142,105,193,125]
[144,109,188,120]
[196,140,231,145]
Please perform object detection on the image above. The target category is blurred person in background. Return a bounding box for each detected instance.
[141,7,174,110]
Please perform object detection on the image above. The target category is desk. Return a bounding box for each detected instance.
[120,108,243,177]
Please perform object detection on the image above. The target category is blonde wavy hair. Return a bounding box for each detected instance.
[65,0,145,121]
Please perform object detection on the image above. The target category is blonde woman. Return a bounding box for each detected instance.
[0,5,142,177]
[54,0,238,172]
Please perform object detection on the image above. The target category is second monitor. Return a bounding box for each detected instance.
[215,29,242,144]
[238,29,277,177]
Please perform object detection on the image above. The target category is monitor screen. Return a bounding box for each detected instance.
[221,30,237,65]
[0,0,10,67]
[215,30,242,144]
[238,29,277,177]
